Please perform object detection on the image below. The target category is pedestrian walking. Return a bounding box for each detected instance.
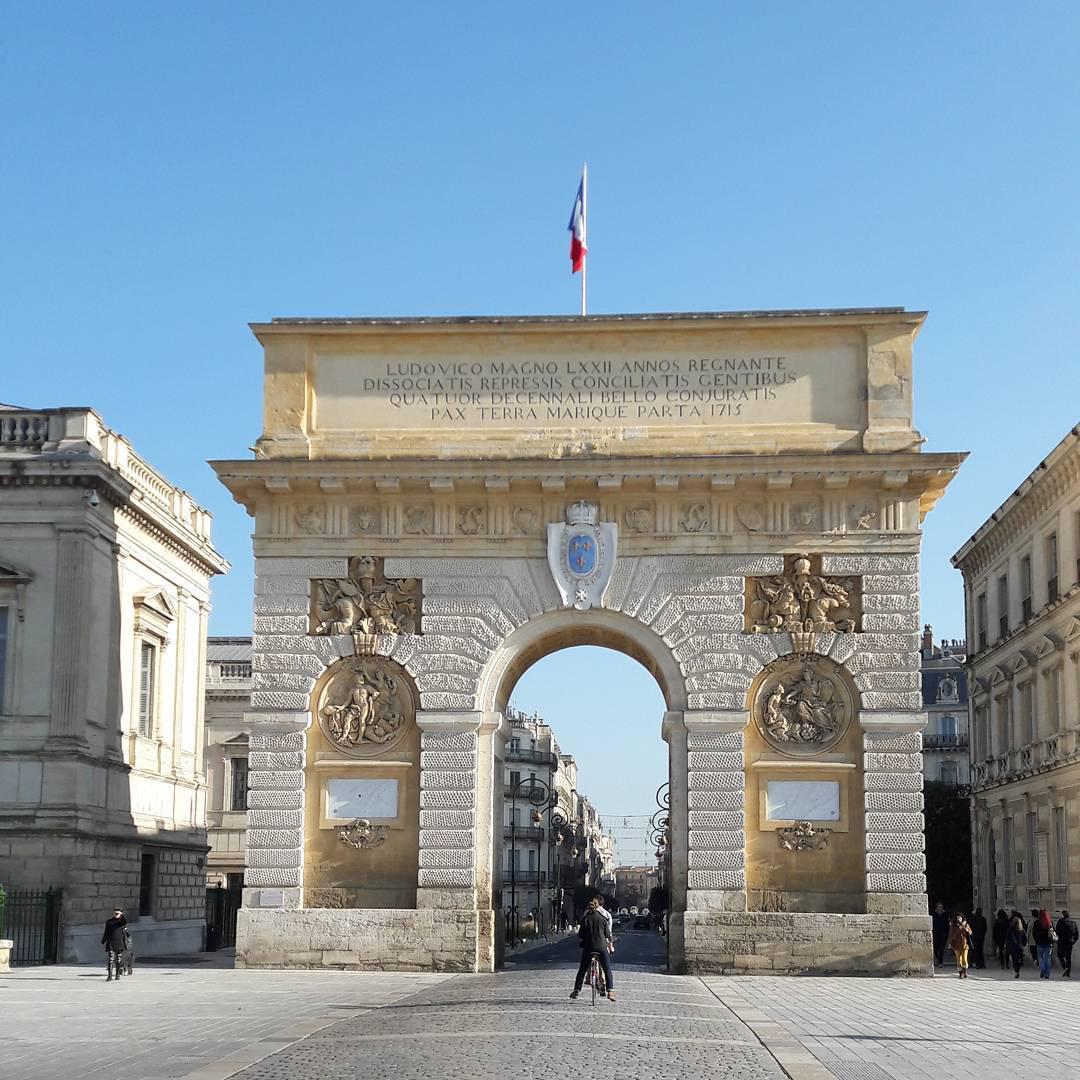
[931,901,949,967]
[101,908,129,982]
[970,907,988,969]
[1006,913,1028,978]
[992,909,1009,969]
[1031,909,1055,979]
[1029,909,1040,966]
[1055,910,1078,977]
[948,913,973,978]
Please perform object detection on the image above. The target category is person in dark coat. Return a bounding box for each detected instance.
[931,902,949,966]
[570,897,615,1002]
[969,907,988,969]
[1029,909,1040,965]
[1055,910,1078,977]
[992,909,1009,969]
[1006,913,1028,978]
[101,909,129,981]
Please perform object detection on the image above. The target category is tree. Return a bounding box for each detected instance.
[923,781,973,912]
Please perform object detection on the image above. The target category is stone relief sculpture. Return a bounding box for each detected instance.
[776,821,831,851]
[311,556,421,637]
[317,655,416,757]
[294,504,325,535]
[623,506,653,533]
[735,501,765,531]
[402,504,433,535]
[511,506,540,535]
[852,505,877,531]
[680,503,709,533]
[457,505,486,535]
[754,657,852,753]
[746,553,861,634]
[349,505,378,534]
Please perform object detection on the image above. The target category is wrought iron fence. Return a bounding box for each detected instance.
[205,885,241,950]
[0,887,62,965]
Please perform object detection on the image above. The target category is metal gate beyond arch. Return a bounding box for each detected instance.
[205,885,241,949]
[0,888,62,965]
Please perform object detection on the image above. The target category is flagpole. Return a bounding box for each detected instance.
[581,162,588,317]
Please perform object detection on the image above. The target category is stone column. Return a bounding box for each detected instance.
[684,709,749,912]
[49,526,92,744]
[241,713,308,912]
[861,712,928,915]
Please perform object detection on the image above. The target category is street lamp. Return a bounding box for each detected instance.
[508,775,562,945]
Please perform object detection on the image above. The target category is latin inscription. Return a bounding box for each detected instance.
[313,345,860,432]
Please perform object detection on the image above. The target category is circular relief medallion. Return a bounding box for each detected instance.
[753,656,853,755]
[316,655,417,758]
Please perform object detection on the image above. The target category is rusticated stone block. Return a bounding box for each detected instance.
[866,872,926,893]
[688,789,744,810]
[865,811,924,832]
[687,751,744,771]
[421,731,476,750]
[417,829,474,849]
[866,791,924,812]
[419,789,474,809]
[688,771,743,791]
[688,869,745,889]
[688,850,744,870]
[249,751,304,771]
[419,751,475,770]
[244,868,302,888]
[864,771,924,792]
[418,868,474,888]
[867,851,926,873]
[248,771,304,791]
[420,771,475,790]
[250,730,305,751]
[866,831,925,852]
[821,554,918,575]
[419,809,475,829]
[686,730,743,751]
[688,810,744,830]
[247,789,303,810]
[865,751,922,771]
[247,828,303,849]
[248,809,304,829]
[246,847,302,869]
[689,830,745,851]
[864,731,922,752]
[419,848,476,868]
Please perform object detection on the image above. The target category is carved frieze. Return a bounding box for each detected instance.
[680,503,709,533]
[311,556,421,637]
[511,506,541,535]
[623,506,653,533]
[753,656,853,753]
[316,654,417,757]
[295,504,325,535]
[776,821,831,851]
[402,504,433,535]
[349,505,379,534]
[745,553,861,634]
[457,505,486,535]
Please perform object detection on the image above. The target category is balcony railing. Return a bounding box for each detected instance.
[505,748,558,767]
[504,826,546,842]
[500,870,547,885]
[923,733,969,750]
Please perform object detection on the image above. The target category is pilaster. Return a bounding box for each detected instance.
[48,526,93,744]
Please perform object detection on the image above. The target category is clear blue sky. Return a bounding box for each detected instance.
[4,5,1078,858]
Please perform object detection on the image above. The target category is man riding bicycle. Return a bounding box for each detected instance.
[570,896,615,1002]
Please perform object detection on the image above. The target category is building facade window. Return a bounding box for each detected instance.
[975,592,988,651]
[229,757,249,811]
[1003,815,1015,883]
[1020,555,1033,621]
[1025,812,1037,882]
[138,641,156,737]
[939,761,959,785]
[1047,533,1059,603]
[139,851,157,916]
[1054,805,1068,885]
[939,714,958,737]
[1020,682,1035,746]
[995,695,1010,755]
[0,605,8,714]
[997,574,1009,639]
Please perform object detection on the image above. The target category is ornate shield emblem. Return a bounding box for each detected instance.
[547,501,617,611]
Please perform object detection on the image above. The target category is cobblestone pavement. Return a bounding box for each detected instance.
[233,930,787,1080]
[0,953,449,1080]
[706,964,1080,1080]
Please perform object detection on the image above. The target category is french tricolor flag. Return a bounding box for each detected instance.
[568,173,587,274]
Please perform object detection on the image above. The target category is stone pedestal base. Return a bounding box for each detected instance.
[675,912,933,975]
[235,908,482,972]
[0,939,11,971]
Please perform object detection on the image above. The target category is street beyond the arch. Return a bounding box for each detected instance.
[3,932,1080,1080]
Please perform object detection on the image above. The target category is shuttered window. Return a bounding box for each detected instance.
[0,606,8,713]
[138,642,156,737]
[229,757,249,811]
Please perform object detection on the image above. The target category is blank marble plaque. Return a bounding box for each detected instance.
[766,780,840,822]
[325,778,399,821]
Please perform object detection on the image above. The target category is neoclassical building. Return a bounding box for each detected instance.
[953,423,1080,916]
[213,308,962,974]
[0,406,227,961]
[919,626,969,786]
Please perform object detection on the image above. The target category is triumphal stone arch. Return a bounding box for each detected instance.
[212,308,963,974]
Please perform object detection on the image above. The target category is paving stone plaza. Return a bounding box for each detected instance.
[3,935,1080,1080]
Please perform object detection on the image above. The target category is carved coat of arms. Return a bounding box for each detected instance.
[547,501,617,611]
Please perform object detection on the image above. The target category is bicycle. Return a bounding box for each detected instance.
[588,953,602,1006]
